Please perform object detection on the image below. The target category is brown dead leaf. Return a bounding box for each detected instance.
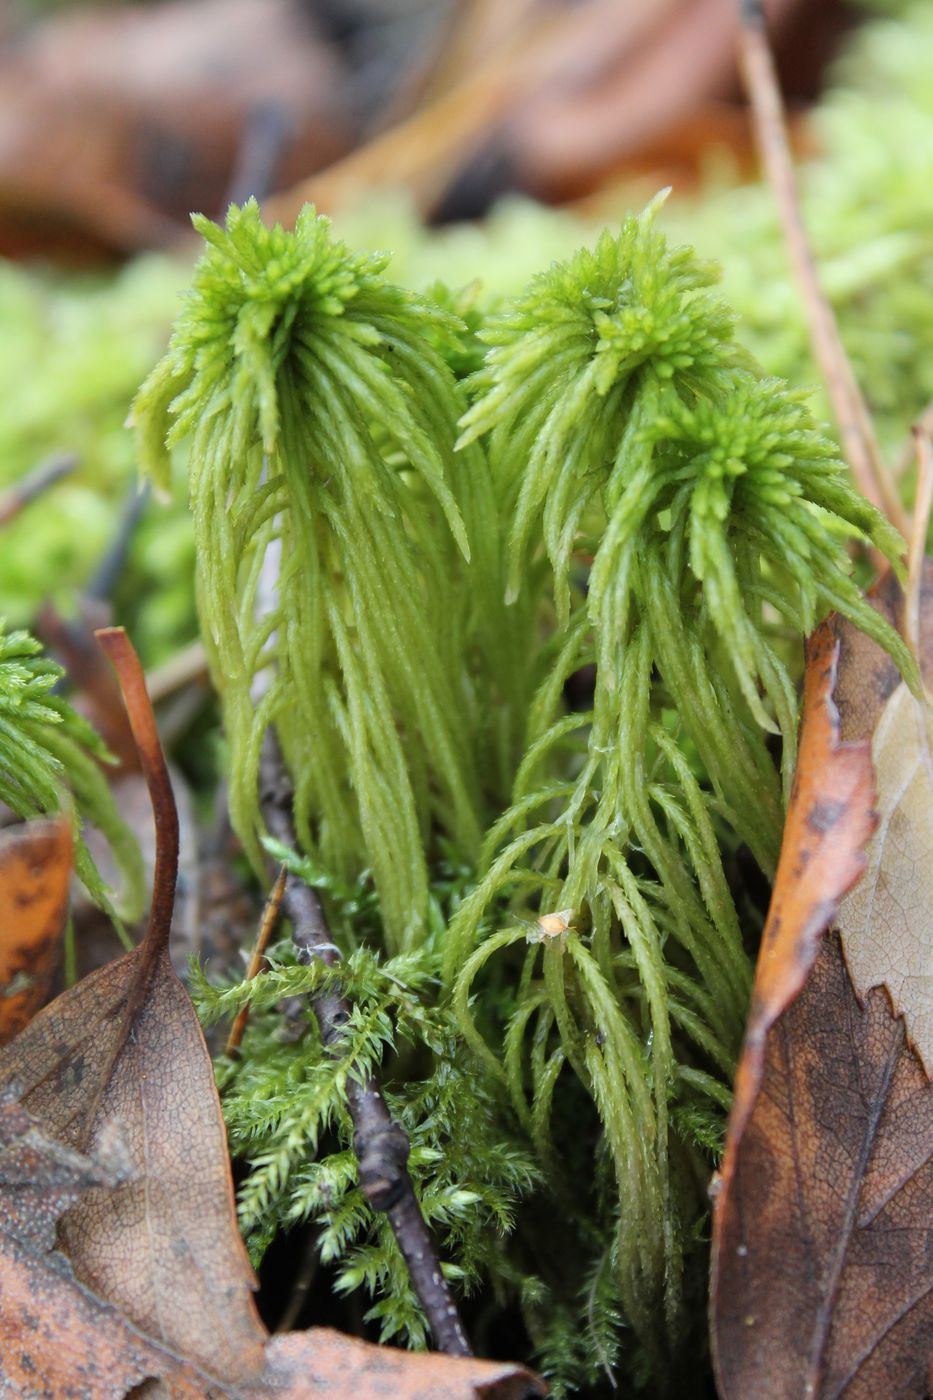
[0,1089,539,1400]
[0,628,268,1386]
[834,563,933,1071]
[0,1081,125,1249]
[254,1331,543,1400]
[0,0,350,257]
[0,1087,221,1398]
[0,1093,542,1400]
[711,594,933,1398]
[712,933,933,1399]
[0,1083,538,1400]
[0,818,71,1044]
[718,617,877,1158]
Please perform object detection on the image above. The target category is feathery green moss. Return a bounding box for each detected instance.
[446,202,910,1357]
[156,197,911,1390]
[133,200,535,954]
[0,621,144,920]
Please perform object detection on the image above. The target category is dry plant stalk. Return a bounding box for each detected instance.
[738,0,909,539]
[225,864,288,1057]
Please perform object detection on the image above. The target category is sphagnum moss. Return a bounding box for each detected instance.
[142,198,910,1392]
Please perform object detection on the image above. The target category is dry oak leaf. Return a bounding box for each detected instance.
[0,630,269,1388]
[0,1089,538,1400]
[712,597,933,1398]
[0,1081,126,1251]
[0,1088,225,1400]
[834,563,933,1071]
[0,818,71,1045]
[715,618,877,1159]
[0,1093,538,1400]
[712,932,933,1399]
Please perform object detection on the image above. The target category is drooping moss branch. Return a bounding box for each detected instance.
[133,201,533,953]
[448,200,914,1353]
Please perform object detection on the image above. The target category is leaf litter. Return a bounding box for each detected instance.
[0,627,542,1399]
[712,566,933,1399]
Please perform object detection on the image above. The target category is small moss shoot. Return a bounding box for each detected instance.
[0,621,145,922]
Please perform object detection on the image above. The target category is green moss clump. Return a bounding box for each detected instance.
[0,621,144,920]
[147,193,911,1392]
[133,200,535,953]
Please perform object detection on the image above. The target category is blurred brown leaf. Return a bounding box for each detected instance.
[274,0,810,223]
[0,818,71,1045]
[711,592,933,1398]
[506,0,802,202]
[0,0,351,257]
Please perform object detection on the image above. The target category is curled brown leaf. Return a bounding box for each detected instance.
[711,589,933,1399]
[0,628,268,1384]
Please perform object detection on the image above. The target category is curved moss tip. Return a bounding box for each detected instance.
[131,200,392,473]
[131,198,499,949]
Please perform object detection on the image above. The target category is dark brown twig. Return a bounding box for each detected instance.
[259,731,472,1358]
[0,453,76,526]
[225,864,288,1057]
[738,1,909,540]
[87,482,151,602]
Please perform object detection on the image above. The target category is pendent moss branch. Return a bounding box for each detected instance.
[447,200,912,1352]
[133,201,531,954]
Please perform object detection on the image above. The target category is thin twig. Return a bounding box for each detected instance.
[225,864,288,1057]
[905,425,933,663]
[0,454,76,526]
[259,731,472,1358]
[737,1,909,540]
[145,639,209,704]
[274,1224,320,1334]
[221,102,291,212]
[892,399,933,485]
